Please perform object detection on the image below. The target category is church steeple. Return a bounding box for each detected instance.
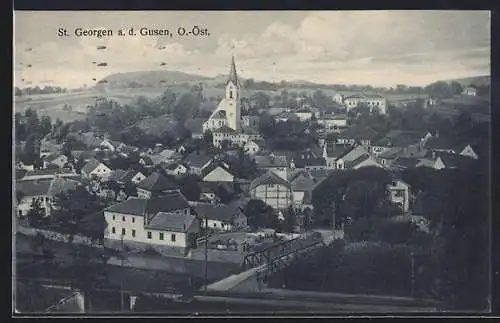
[227,56,239,86]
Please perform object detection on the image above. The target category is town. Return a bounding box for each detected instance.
[13,50,490,312]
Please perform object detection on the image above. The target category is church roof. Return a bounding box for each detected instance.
[227,56,239,86]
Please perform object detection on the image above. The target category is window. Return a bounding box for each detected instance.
[122,216,125,222]
[147,231,152,239]
[229,91,233,99]
[159,232,164,240]
[112,227,116,234]
[18,210,23,216]
[122,228,126,236]
[132,230,136,237]
[214,222,217,228]
[132,217,135,223]
[112,215,115,221]
[171,234,176,242]
[184,209,188,215]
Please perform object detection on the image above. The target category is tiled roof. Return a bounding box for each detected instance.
[108,169,127,182]
[325,144,350,158]
[438,153,476,169]
[337,126,378,140]
[24,168,75,177]
[81,158,102,175]
[44,153,64,163]
[184,152,212,168]
[105,193,189,216]
[212,110,227,119]
[424,136,456,151]
[249,171,291,191]
[145,212,196,233]
[374,130,426,147]
[391,157,421,170]
[193,203,240,222]
[345,153,371,169]
[254,154,288,168]
[379,147,403,159]
[136,172,177,192]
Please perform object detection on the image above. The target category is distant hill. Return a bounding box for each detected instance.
[95,70,211,89]
[442,75,490,87]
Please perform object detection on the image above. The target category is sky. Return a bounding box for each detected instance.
[14,11,490,89]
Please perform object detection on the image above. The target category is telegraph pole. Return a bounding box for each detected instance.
[204,215,208,295]
[120,233,124,312]
[410,251,415,298]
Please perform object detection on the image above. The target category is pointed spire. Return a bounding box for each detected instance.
[227,56,239,86]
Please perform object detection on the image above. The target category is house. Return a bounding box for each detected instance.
[334,145,372,170]
[249,171,293,209]
[136,172,178,199]
[43,153,68,169]
[150,149,183,166]
[241,115,260,129]
[294,108,313,121]
[462,86,478,96]
[289,171,315,211]
[344,94,387,114]
[81,158,112,181]
[71,150,97,163]
[370,130,430,156]
[345,153,383,169]
[21,168,78,181]
[15,177,80,217]
[290,148,326,171]
[193,203,247,231]
[39,139,63,159]
[103,193,198,252]
[274,111,300,123]
[184,152,213,175]
[378,147,403,168]
[424,136,479,160]
[253,153,289,181]
[387,179,411,213]
[244,139,266,155]
[165,163,189,176]
[317,114,348,130]
[432,152,476,170]
[333,93,344,104]
[391,157,423,171]
[322,143,351,169]
[202,165,235,183]
[185,118,205,139]
[198,182,220,203]
[336,126,378,148]
[99,139,122,152]
[108,169,146,186]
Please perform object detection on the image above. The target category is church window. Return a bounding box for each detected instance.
[229,91,233,99]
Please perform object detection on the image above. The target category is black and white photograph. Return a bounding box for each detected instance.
[13,10,491,315]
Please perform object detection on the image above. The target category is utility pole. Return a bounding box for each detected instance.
[410,251,415,298]
[204,215,208,295]
[120,233,124,312]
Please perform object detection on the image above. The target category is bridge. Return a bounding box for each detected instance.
[205,230,340,292]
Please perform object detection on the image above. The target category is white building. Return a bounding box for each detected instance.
[203,166,234,183]
[81,158,112,181]
[462,86,478,96]
[344,94,387,114]
[249,171,293,209]
[317,114,348,130]
[193,203,247,231]
[104,193,199,251]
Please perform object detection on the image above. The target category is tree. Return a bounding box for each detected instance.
[449,81,463,95]
[26,198,45,227]
[243,199,274,229]
[283,206,296,233]
[40,115,52,137]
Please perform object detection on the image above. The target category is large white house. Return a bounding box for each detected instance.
[343,94,387,115]
[104,193,199,252]
[387,179,411,213]
[193,203,247,231]
[81,158,112,181]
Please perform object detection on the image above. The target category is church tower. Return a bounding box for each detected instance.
[225,56,241,131]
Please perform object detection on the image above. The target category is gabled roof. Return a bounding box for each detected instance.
[249,171,291,191]
[211,110,227,119]
[184,152,212,168]
[391,157,420,169]
[24,168,75,178]
[293,149,326,168]
[379,147,404,159]
[136,172,177,192]
[44,153,65,163]
[337,126,378,140]
[145,212,196,233]
[81,158,103,175]
[104,193,189,216]
[424,136,456,151]
[108,169,127,182]
[193,203,242,222]
[345,153,371,169]
[438,152,476,169]
[119,170,140,183]
[325,144,350,158]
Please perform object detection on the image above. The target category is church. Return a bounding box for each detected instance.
[203,56,262,148]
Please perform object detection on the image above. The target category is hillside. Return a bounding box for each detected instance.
[96,70,212,89]
[442,75,490,87]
